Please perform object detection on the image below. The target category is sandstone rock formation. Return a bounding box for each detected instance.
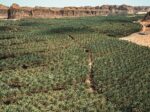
[143,12,150,21]
[32,7,63,18]
[0,3,150,19]
[141,12,150,32]
[8,4,32,19]
[0,4,8,19]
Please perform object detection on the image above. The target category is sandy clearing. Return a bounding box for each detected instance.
[120,21,150,48]
[120,32,150,47]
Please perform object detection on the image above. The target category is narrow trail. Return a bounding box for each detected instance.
[120,21,150,47]
[85,50,96,93]
[68,35,96,93]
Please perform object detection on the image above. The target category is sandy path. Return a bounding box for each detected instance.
[120,32,150,47]
[120,21,150,47]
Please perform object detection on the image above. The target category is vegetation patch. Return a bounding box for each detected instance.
[0,15,149,112]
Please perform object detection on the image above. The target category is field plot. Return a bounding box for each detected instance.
[0,15,149,112]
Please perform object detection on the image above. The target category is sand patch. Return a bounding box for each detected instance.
[120,20,150,47]
[120,32,150,47]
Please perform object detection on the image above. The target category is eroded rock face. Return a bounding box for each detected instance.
[0,4,150,19]
[99,5,135,15]
[32,7,63,18]
[141,12,150,32]
[143,12,150,21]
[8,4,32,19]
[0,4,9,19]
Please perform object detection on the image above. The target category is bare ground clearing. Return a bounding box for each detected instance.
[120,21,150,47]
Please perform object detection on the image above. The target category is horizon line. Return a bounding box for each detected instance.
[1,3,150,8]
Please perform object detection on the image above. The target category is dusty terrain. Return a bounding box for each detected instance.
[120,21,150,47]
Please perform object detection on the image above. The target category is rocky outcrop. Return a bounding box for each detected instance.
[32,7,63,18]
[0,4,150,19]
[0,4,9,19]
[141,12,150,32]
[63,7,101,16]
[143,12,150,21]
[99,5,134,15]
[7,4,103,19]
[8,4,32,19]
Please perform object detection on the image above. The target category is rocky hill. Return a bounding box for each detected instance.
[0,4,150,19]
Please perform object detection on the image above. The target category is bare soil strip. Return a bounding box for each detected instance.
[120,21,150,47]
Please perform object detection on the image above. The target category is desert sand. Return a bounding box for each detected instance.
[120,21,150,47]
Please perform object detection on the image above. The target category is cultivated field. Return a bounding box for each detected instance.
[0,15,149,112]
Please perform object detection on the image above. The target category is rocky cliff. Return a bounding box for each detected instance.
[0,4,150,19]
[143,12,150,21]
[0,4,9,19]
[8,4,32,19]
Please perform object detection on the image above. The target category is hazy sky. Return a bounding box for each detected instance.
[1,0,150,7]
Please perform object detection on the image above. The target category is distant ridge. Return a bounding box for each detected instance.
[0,3,150,19]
